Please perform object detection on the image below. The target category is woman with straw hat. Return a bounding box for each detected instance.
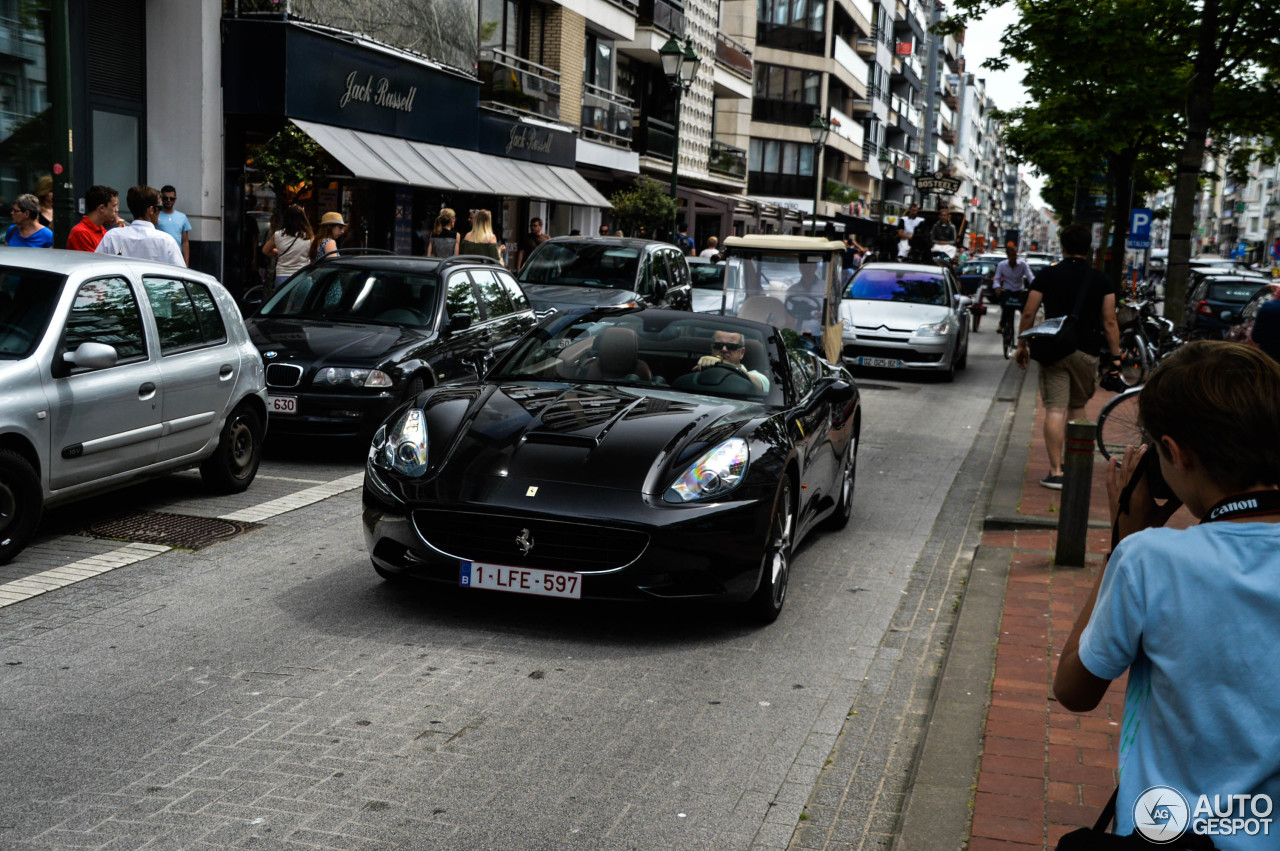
[310,211,346,261]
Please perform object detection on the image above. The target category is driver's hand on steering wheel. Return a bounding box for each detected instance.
[697,355,728,370]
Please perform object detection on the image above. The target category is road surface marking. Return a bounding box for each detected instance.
[0,543,171,608]
[218,472,365,523]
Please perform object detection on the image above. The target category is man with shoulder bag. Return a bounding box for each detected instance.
[1014,224,1122,489]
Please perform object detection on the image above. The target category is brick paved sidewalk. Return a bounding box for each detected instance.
[966,388,1195,850]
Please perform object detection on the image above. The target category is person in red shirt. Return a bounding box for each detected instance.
[66,185,120,252]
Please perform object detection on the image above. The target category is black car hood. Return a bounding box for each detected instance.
[246,316,429,366]
[520,284,640,311]
[419,382,762,496]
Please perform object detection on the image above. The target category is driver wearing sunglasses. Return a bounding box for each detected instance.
[695,330,770,392]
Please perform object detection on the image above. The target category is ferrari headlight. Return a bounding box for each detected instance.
[915,318,952,337]
[372,408,428,477]
[664,438,749,503]
[315,367,393,388]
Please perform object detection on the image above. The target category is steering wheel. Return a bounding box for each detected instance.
[686,361,758,394]
[785,294,822,321]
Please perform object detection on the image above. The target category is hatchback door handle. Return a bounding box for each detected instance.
[138,382,156,399]
[219,364,234,378]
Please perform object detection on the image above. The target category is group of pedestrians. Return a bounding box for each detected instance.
[5,181,193,269]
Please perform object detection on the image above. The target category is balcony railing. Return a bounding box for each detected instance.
[478,48,561,122]
[637,116,675,160]
[753,97,818,126]
[749,172,817,198]
[757,22,825,55]
[581,83,635,148]
[638,0,686,37]
[855,37,876,56]
[709,140,747,179]
[715,32,752,79]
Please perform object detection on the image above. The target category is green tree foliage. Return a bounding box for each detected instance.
[947,0,1280,319]
[608,177,678,238]
[248,125,323,206]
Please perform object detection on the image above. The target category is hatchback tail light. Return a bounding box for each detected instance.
[1196,300,1214,317]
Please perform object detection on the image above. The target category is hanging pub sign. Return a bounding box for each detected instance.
[914,171,961,195]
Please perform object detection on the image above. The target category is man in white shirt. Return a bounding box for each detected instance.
[897,203,924,260]
[96,185,186,267]
[992,244,1036,333]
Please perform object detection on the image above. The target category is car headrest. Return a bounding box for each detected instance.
[597,326,639,374]
[744,338,769,374]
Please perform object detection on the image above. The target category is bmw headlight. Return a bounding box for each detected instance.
[315,367,393,388]
[915,318,952,337]
[371,408,428,477]
[664,438,749,503]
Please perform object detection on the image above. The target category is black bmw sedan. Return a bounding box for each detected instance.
[362,308,861,623]
[246,254,538,438]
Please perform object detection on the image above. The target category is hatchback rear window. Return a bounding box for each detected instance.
[1208,282,1266,302]
[518,242,641,289]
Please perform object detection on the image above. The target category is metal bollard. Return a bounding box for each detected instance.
[1056,419,1096,567]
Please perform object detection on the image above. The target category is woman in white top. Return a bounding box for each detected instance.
[262,205,314,290]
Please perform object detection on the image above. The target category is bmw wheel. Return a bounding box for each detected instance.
[748,477,794,623]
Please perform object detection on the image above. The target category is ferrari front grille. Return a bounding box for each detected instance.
[411,509,649,572]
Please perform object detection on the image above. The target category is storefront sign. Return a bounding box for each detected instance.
[915,170,961,195]
[478,112,575,168]
[339,72,417,113]
[265,24,476,148]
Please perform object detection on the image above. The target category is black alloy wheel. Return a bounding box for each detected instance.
[0,449,42,565]
[200,405,265,494]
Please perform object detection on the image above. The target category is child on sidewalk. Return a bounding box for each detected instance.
[1054,342,1280,849]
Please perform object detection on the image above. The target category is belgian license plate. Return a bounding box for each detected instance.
[268,395,297,414]
[460,561,582,599]
[858,356,903,369]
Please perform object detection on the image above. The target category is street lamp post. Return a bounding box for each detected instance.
[876,148,893,257]
[808,114,831,237]
[660,36,700,246]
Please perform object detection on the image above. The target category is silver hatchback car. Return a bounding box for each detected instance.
[0,250,268,563]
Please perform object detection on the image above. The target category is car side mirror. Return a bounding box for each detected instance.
[822,378,855,404]
[62,341,118,370]
[446,313,472,333]
[956,295,973,308]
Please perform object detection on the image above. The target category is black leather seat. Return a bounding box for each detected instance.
[585,326,652,381]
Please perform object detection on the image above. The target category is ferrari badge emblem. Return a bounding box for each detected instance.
[526,486,538,497]
[515,528,534,555]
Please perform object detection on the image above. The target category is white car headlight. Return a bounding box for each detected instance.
[315,367,393,388]
[915,318,952,337]
[664,438,749,503]
[371,408,429,477]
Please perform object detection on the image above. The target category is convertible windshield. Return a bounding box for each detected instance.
[847,269,948,306]
[518,242,641,289]
[493,313,787,406]
[259,266,440,327]
[0,266,66,359]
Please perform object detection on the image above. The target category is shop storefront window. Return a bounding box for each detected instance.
[291,0,478,73]
[0,0,51,215]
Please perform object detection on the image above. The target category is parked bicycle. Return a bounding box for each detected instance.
[1115,282,1183,386]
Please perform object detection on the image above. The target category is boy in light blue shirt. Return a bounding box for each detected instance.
[1055,342,1280,849]
[156,184,191,266]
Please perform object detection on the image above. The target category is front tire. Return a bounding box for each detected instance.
[0,449,42,565]
[747,477,794,623]
[200,404,264,494]
[1118,329,1149,387]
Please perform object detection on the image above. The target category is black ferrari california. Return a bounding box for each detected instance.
[362,308,861,622]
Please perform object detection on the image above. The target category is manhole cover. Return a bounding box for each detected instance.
[82,512,261,550]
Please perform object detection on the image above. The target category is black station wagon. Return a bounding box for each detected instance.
[516,237,693,315]
[245,254,537,438]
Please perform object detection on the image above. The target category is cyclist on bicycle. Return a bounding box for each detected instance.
[992,244,1035,334]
